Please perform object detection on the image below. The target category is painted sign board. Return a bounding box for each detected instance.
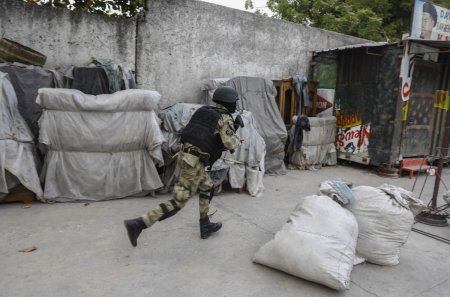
[316,88,334,115]
[411,0,450,41]
[336,113,371,164]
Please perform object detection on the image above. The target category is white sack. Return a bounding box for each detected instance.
[348,186,415,266]
[253,195,358,290]
[38,88,164,201]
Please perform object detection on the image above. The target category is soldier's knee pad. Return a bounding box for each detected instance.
[158,199,181,221]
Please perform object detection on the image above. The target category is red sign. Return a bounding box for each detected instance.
[315,94,333,113]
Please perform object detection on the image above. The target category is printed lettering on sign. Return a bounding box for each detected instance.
[336,114,362,128]
[402,77,412,101]
[336,124,371,155]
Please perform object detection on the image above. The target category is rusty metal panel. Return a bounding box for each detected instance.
[430,53,450,159]
[312,43,450,166]
[403,60,441,157]
[333,46,402,165]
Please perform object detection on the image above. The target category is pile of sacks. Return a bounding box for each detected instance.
[253,181,426,290]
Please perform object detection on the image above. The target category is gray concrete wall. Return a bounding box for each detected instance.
[2,0,368,108]
[0,0,136,69]
[137,0,368,108]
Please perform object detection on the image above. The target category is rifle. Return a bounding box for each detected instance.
[220,157,262,171]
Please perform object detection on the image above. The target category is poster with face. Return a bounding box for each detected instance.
[411,0,450,40]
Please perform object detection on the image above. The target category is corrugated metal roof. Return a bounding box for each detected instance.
[314,42,389,54]
[405,38,450,49]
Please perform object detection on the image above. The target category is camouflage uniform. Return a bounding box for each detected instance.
[141,109,241,228]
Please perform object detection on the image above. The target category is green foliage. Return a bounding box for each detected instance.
[24,0,145,17]
[247,0,424,41]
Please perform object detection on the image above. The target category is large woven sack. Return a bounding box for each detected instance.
[348,186,414,266]
[253,195,358,290]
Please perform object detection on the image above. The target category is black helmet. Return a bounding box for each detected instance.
[212,86,239,104]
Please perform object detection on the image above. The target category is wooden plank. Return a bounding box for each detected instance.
[1,185,34,204]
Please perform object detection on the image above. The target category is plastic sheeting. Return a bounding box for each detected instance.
[288,116,337,169]
[0,72,44,200]
[225,77,287,174]
[70,61,136,95]
[201,78,229,105]
[0,63,67,138]
[158,103,265,196]
[212,110,265,197]
[253,195,358,290]
[38,88,164,201]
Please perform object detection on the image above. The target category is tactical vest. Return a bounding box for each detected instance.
[181,106,230,164]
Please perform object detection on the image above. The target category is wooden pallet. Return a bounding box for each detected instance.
[0,185,34,204]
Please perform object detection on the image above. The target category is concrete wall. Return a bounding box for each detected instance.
[2,0,368,108]
[137,0,368,107]
[0,0,136,69]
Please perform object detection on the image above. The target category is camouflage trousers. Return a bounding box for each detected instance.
[142,151,213,227]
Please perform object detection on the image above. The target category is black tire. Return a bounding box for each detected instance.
[0,38,47,66]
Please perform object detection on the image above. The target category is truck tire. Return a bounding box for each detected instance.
[0,38,47,66]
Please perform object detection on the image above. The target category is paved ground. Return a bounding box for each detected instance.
[1,164,449,297]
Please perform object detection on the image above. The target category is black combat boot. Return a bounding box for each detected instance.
[124,217,147,247]
[199,216,222,239]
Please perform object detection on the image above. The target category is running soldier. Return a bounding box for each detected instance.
[124,86,243,247]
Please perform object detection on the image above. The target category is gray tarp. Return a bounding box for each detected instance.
[38,88,164,201]
[0,63,66,138]
[212,110,265,197]
[204,76,287,174]
[158,103,265,196]
[201,78,229,105]
[70,61,136,95]
[0,72,44,200]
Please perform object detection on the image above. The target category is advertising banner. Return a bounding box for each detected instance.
[411,0,450,40]
[336,113,371,164]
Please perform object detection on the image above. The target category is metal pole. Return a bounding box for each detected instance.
[431,150,444,209]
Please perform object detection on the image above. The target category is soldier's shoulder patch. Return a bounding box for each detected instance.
[226,128,234,136]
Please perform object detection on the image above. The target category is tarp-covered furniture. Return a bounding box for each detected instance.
[37,88,164,201]
[70,60,136,95]
[211,110,265,197]
[204,77,287,175]
[0,72,44,201]
[288,116,337,169]
[201,78,229,105]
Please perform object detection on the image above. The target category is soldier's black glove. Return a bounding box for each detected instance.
[233,115,244,131]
